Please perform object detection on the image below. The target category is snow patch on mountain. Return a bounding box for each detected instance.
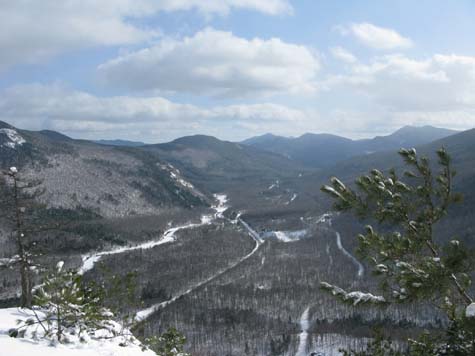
[0,129,25,148]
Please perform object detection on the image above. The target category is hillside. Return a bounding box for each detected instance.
[0,121,207,218]
[144,134,306,192]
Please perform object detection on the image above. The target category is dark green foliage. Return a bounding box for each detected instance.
[89,267,141,330]
[144,327,190,356]
[409,319,475,355]
[321,147,475,354]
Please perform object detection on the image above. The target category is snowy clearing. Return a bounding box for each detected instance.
[0,308,156,356]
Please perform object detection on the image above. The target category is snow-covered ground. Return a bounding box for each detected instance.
[0,308,156,356]
[212,194,228,218]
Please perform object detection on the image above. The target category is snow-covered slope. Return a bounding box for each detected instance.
[0,308,156,356]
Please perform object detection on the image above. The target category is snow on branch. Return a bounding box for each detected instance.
[320,282,386,306]
[0,255,21,268]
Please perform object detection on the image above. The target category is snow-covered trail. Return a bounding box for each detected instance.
[238,218,263,243]
[135,217,263,321]
[335,232,364,278]
[296,307,310,356]
[79,195,228,275]
[316,213,364,279]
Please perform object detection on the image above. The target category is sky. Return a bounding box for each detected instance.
[1,0,475,143]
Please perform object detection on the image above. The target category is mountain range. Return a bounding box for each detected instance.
[242,125,458,168]
[0,121,466,217]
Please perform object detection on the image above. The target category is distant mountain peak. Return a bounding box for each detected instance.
[390,125,457,136]
[40,130,72,141]
[171,134,224,146]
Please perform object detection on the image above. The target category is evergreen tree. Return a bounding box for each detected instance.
[144,327,190,356]
[28,261,111,343]
[0,166,45,307]
[321,148,475,354]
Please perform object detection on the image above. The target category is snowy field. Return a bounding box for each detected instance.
[0,308,156,356]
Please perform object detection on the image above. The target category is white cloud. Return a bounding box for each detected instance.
[323,109,475,139]
[328,54,475,111]
[98,28,320,97]
[0,1,156,71]
[330,46,357,63]
[156,0,292,16]
[319,53,475,134]
[0,0,291,71]
[339,23,413,50]
[0,84,308,142]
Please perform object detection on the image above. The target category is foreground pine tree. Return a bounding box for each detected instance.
[8,261,114,343]
[321,148,475,354]
[144,328,190,356]
[0,167,44,307]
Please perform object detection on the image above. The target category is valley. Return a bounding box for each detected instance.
[0,122,472,355]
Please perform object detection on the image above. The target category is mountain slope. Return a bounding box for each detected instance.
[143,134,306,192]
[243,126,458,168]
[0,121,208,218]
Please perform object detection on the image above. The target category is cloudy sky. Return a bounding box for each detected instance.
[1,0,475,142]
